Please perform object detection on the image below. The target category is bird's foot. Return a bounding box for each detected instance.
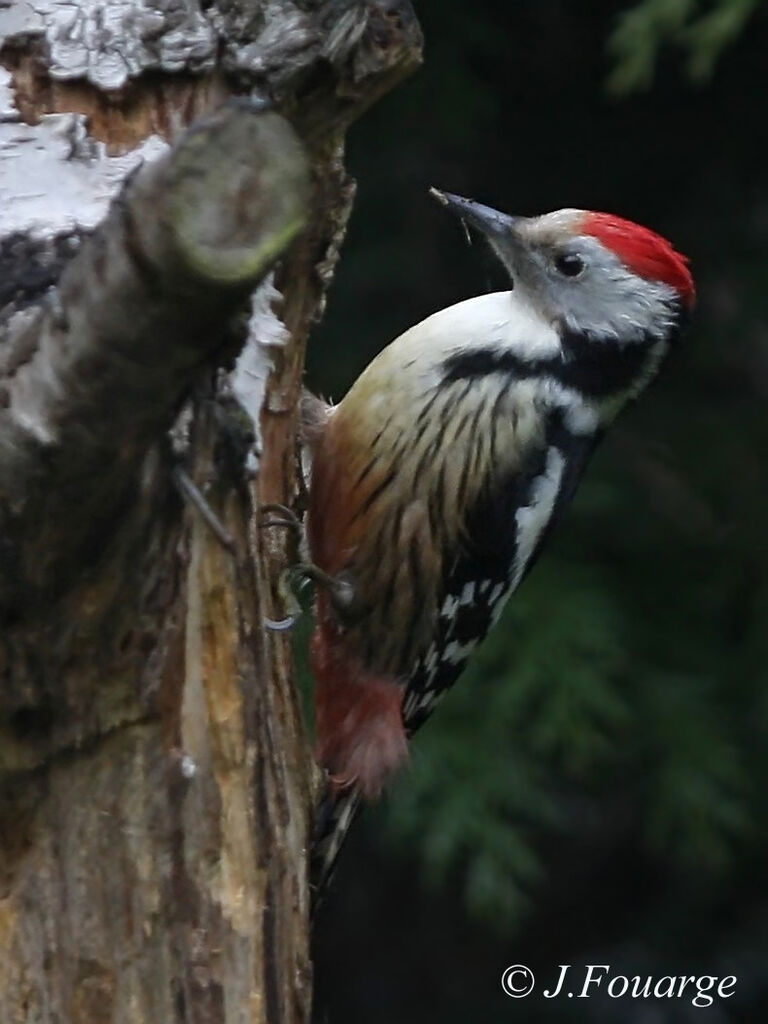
[263,566,304,632]
[260,502,303,537]
[260,504,355,624]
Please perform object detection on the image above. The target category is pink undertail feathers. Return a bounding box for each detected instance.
[311,602,408,801]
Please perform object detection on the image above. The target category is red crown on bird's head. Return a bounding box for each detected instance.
[581,212,695,308]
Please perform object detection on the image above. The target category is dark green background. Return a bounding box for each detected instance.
[306,2,768,1021]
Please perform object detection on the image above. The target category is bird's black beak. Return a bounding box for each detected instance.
[429,188,521,240]
[430,188,526,290]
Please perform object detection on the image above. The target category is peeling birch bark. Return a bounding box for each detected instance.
[0,1,422,1021]
[0,103,309,612]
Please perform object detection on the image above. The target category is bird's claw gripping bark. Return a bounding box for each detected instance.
[259,503,304,630]
[259,502,303,536]
[259,503,355,626]
[263,566,303,632]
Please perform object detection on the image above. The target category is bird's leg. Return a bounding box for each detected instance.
[259,503,303,630]
[259,504,355,624]
[260,502,303,536]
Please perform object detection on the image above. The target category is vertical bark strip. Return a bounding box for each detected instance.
[0,2,422,1021]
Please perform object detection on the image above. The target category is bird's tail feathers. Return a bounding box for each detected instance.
[310,784,362,917]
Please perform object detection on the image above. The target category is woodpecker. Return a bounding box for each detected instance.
[304,192,695,897]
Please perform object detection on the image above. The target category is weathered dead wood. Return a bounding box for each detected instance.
[0,103,310,613]
[0,2,422,1021]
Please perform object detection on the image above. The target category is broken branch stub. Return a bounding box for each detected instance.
[151,102,310,286]
[0,103,310,610]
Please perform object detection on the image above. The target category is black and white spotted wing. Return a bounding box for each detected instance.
[403,423,598,734]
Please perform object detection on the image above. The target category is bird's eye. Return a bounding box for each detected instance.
[555,253,585,278]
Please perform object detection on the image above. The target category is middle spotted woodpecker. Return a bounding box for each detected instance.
[303,191,695,897]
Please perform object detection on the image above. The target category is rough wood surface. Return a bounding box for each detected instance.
[0,103,310,613]
[0,1,422,1021]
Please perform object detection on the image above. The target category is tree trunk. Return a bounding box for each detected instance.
[0,3,421,1022]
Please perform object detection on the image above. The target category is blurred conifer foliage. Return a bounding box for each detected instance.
[608,0,762,92]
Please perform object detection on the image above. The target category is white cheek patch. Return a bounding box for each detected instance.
[557,240,681,344]
[511,446,565,590]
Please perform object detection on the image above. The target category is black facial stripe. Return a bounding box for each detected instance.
[441,347,521,383]
[556,329,653,395]
[441,297,690,398]
[441,338,655,398]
